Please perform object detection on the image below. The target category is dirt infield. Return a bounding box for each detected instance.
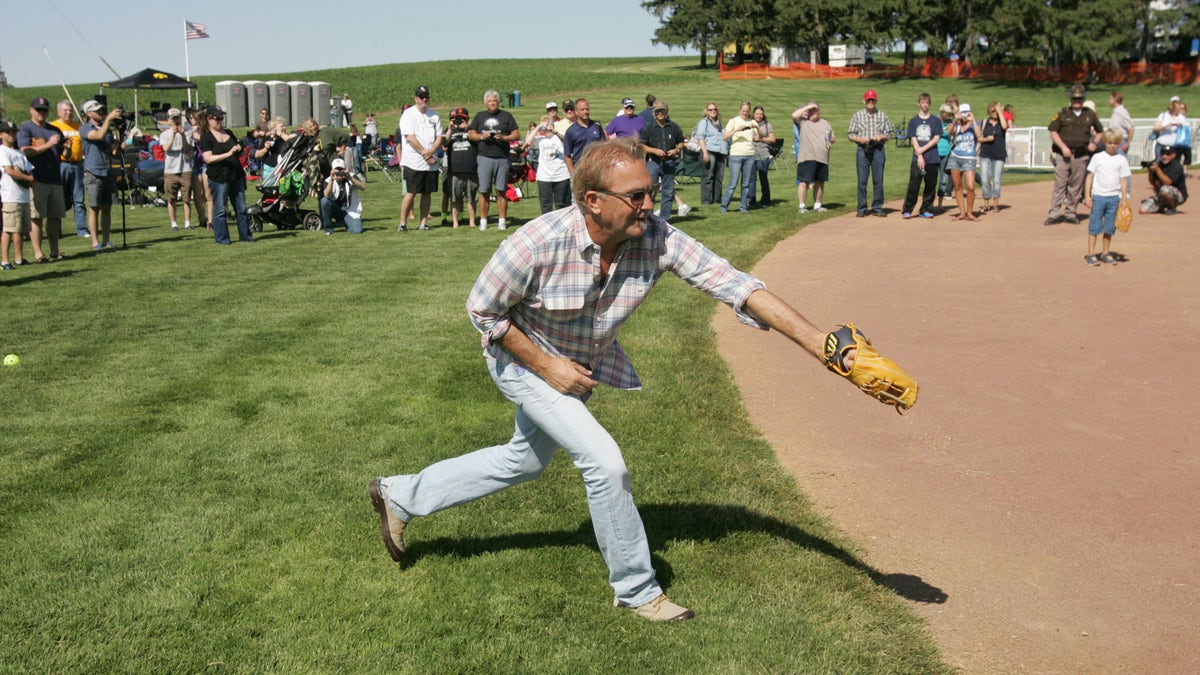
[715,181,1199,673]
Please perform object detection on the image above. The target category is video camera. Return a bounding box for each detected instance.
[1140,160,1155,169]
[110,106,137,133]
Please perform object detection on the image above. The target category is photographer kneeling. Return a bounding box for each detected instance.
[320,158,365,234]
[1140,145,1188,215]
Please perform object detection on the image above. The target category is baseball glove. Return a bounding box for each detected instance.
[823,323,918,412]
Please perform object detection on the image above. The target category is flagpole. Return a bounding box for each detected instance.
[184,19,192,108]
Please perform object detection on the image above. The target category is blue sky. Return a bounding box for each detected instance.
[2,0,689,88]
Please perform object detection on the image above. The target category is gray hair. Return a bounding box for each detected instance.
[484,89,500,103]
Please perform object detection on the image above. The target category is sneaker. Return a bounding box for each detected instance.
[369,479,407,562]
[325,230,333,236]
[856,211,867,217]
[813,205,828,212]
[798,205,807,214]
[93,244,103,251]
[479,218,487,231]
[1043,217,1060,226]
[418,224,430,231]
[719,207,728,213]
[1100,253,1118,265]
[678,203,692,217]
[1085,254,1100,266]
[397,224,408,232]
[497,219,507,230]
[625,594,695,621]
[0,262,12,271]
[170,223,179,230]
[1063,215,1079,224]
[103,242,114,249]
[873,210,886,217]
[901,212,912,219]
[919,211,934,218]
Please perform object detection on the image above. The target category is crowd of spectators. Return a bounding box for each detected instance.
[0,86,1191,266]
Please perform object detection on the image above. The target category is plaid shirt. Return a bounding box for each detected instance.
[847,108,893,142]
[467,206,767,390]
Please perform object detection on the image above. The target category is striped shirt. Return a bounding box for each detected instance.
[467,206,767,390]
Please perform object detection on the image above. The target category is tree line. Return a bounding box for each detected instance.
[642,0,1200,68]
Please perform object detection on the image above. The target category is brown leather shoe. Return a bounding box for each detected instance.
[627,594,695,621]
[369,479,407,561]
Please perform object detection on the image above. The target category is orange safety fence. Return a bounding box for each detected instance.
[720,56,1200,86]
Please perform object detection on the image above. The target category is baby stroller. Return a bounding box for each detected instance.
[247,134,324,231]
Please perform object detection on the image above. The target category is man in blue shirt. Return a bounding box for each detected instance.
[17,97,65,261]
[78,99,122,250]
[563,98,605,174]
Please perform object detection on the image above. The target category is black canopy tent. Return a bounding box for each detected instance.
[100,68,198,125]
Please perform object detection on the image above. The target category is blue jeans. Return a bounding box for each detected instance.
[320,196,347,233]
[856,146,885,213]
[1088,194,1119,236]
[754,158,771,205]
[208,176,253,245]
[381,358,661,608]
[721,155,756,211]
[979,157,1005,200]
[701,152,725,205]
[60,162,87,236]
[646,158,678,220]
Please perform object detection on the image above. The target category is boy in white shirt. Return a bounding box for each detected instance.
[1082,129,1131,266]
[1,120,35,269]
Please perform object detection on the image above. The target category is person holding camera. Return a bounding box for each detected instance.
[444,107,478,229]
[469,90,520,231]
[946,103,982,221]
[159,108,194,231]
[847,90,893,217]
[199,106,254,245]
[254,117,290,186]
[720,100,759,213]
[320,158,365,234]
[533,115,571,215]
[1140,145,1188,215]
[79,99,123,250]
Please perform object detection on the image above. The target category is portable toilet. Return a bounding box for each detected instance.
[287,81,312,127]
[309,81,332,126]
[214,80,248,128]
[244,80,270,121]
[266,81,291,126]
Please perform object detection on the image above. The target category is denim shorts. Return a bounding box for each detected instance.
[945,155,977,173]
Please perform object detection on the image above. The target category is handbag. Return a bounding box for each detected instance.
[1115,198,1133,232]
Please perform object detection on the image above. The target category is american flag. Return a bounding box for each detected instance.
[185,21,209,40]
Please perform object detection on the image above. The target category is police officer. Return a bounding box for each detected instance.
[1045,84,1104,225]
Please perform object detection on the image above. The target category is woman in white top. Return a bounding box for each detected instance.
[532,115,570,214]
[1152,97,1188,162]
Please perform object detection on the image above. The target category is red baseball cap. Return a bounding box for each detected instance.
[863,90,878,101]
[451,106,469,120]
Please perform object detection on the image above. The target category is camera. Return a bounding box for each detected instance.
[110,107,136,132]
[1140,160,1155,168]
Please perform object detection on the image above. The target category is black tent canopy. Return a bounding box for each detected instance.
[99,68,198,123]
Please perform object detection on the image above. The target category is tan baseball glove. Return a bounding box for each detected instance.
[823,323,918,412]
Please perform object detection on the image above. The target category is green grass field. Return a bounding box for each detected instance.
[1,58,1176,672]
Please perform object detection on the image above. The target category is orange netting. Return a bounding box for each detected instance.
[720,56,1200,86]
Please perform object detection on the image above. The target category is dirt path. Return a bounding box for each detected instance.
[715,181,1199,673]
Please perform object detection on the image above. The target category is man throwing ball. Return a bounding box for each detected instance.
[369,139,917,621]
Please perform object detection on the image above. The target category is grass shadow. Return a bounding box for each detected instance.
[402,501,947,604]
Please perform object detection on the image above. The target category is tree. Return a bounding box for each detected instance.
[642,0,722,67]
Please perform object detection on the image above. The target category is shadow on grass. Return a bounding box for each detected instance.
[404,501,947,604]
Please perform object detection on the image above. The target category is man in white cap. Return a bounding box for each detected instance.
[321,157,366,234]
[79,99,123,250]
[159,108,194,231]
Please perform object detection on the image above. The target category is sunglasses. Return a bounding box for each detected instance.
[595,186,659,206]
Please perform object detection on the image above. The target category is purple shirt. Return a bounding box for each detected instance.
[467,206,767,390]
[605,113,645,139]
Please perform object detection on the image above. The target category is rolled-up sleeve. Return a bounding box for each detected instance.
[467,238,532,347]
[659,226,768,330]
